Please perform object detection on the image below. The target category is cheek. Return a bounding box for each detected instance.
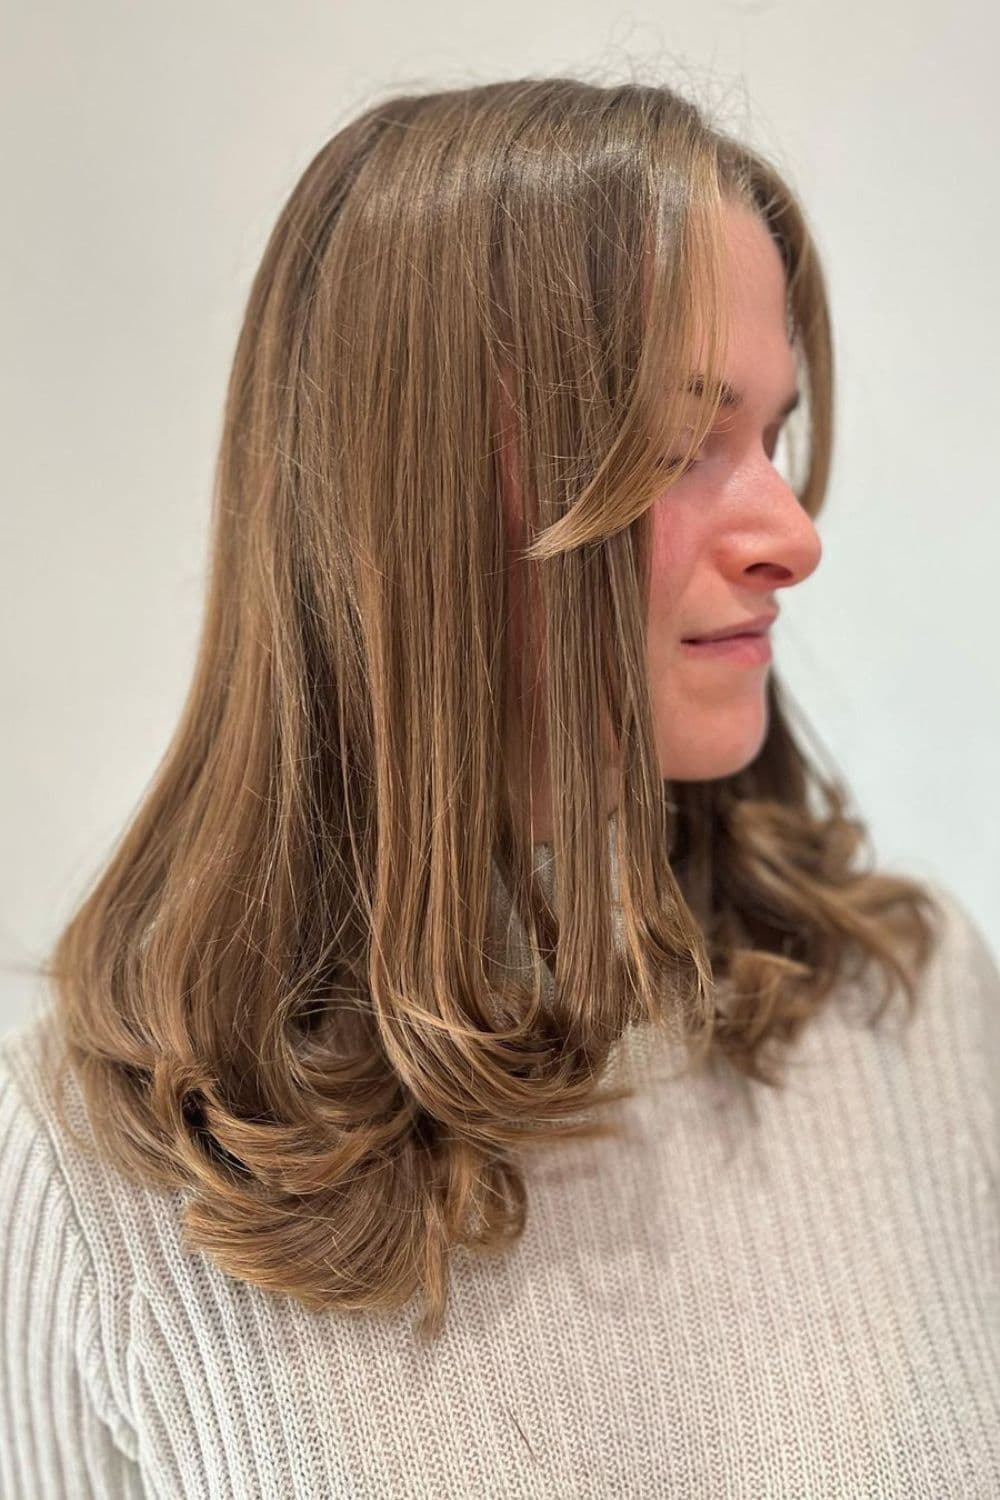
[646,499,702,632]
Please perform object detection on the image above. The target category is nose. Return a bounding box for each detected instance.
[744,462,823,588]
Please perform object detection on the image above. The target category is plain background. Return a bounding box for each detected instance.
[2,1,997,1034]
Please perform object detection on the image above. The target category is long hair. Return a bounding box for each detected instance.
[39,75,942,1342]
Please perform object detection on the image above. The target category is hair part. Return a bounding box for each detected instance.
[39,75,942,1343]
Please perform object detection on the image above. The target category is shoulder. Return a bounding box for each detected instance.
[0,1008,82,1190]
[0,1009,144,1475]
[893,877,1000,1167]
[0,1009,142,1289]
[0,1004,81,1110]
[0,1007,101,1195]
[0,1008,189,1322]
[919,877,1000,1033]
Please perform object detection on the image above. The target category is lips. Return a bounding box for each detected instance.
[680,632,773,664]
[681,611,778,643]
[686,631,761,641]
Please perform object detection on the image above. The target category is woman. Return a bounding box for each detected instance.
[1,75,997,1498]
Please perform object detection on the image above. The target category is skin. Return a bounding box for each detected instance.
[502,201,823,842]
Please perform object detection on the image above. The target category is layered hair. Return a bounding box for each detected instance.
[41,75,942,1341]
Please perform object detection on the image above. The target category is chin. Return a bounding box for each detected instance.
[658,718,769,782]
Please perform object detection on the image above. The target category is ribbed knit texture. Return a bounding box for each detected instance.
[1,853,998,1498]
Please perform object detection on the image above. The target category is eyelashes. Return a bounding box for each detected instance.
[657,431,784,482]
[657,452,703,479]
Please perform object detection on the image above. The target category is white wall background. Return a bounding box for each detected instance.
[2,0,997,1032]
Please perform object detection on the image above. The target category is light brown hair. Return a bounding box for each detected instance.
[40,75,942,1341]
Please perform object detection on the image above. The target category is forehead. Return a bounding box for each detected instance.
[722,204,790,313]
[688,204,798,403]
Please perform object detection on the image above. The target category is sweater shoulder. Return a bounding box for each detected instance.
[919,878,1000,1141]
[917,877,1000,1038]
[0,1011,143,1474]
[0,1009,189,1326]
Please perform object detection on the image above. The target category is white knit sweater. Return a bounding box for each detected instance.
[1,867,998,1499]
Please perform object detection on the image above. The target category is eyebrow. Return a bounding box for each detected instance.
[684,373,801,420]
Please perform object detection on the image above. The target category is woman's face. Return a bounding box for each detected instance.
[501,200,823,838]
[644,201,822,781]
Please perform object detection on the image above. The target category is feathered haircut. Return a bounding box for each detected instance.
[40,75,942,1342]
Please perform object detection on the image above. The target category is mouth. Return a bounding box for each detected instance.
[679,632,772,665]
